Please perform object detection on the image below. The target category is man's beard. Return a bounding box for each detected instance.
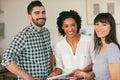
[32,18,46,27]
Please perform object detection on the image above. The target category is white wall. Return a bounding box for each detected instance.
[0,0,120,52]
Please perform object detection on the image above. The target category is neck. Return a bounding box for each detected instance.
[31,23,42,30]
[66,34,80,44]
[66,34,80,42]
[101,38,107,46]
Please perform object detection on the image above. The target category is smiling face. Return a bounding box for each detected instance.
[28,6,46,29]
[62,18,78,38]
[94,22,111,39]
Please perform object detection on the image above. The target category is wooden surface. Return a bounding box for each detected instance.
[0,70,17,80]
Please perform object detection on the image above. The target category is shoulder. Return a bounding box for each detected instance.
[80,35,93,45]
[43,27,49,31]
[42,27,50,33]
[80,34,92,41]
[12,25,36,43]
[14,26,30,39]
[106,43,120,63]
[108,43,120,51]
[107,43,120,55]
[54,37,66,48]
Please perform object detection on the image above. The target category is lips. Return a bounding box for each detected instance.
[97,31,103,34]
[68,32,74,35]
[36,18,45,21]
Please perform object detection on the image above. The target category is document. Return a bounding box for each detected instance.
[47,73,69,80]
[47,72,84,80]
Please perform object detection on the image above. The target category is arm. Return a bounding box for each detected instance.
[73,63,93,75]
[49,44,64,77]
[82,63,93,72]
[81,36,94,72]
[6,62,39,80]
[49,50,62,76]
[73,63,93,78]
[2,34,39,80]
[50,54,55,72]
[109,63,120,80]
[107,44,120,80]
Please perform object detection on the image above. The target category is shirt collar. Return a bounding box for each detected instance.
[29,24,45,33]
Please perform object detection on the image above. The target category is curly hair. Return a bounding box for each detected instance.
[57,10,82,36]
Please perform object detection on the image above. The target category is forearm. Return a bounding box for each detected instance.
[50,54,55,71]
[82,63,93,72]
[6,62,32,79]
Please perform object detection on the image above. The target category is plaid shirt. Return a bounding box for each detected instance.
[2,25,52,80]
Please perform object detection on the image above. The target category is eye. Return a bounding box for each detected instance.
[102,23,107,26]
[63,25,68,28]
[42,11,46,15]
[94,23,99,26]
[71,24,76,27]
[34,11,40,15]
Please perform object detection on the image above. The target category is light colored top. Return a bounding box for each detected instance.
[93,43,120,80]
[54,35,95,74]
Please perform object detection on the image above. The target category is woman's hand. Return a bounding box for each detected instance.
[73,69,95,79]
[73,69,82,73]
[49,71,57,77]
[73,69,84,77]
[74,70,87,78]
[49,68,62,77]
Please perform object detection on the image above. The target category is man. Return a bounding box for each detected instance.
[2,1,54,80]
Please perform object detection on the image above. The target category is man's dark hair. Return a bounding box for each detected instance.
[27,0,43,14]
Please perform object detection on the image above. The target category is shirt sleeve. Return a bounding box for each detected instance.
[1,33,25,66]
[54,44,64,70]
[46,29,53,55]
[89,36,96,63]
[107,44,120,63]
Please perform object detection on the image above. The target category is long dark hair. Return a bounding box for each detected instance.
[94,13,120,50]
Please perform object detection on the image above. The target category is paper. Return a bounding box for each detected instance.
[47,73,69,80]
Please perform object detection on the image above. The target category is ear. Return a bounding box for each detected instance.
[28,14,33,23]
[28,14,31,20]
[62,26,64,30]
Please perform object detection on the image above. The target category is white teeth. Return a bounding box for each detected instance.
[97,31,104,35]
[98,31,103,34]
[68,32,73,34]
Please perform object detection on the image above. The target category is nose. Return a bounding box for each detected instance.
[68,26,73,31]
[38,14,44,18]
[37,12,45,19]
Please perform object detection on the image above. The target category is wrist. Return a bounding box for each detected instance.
[86,72,95,80]
[22,72,33,80]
